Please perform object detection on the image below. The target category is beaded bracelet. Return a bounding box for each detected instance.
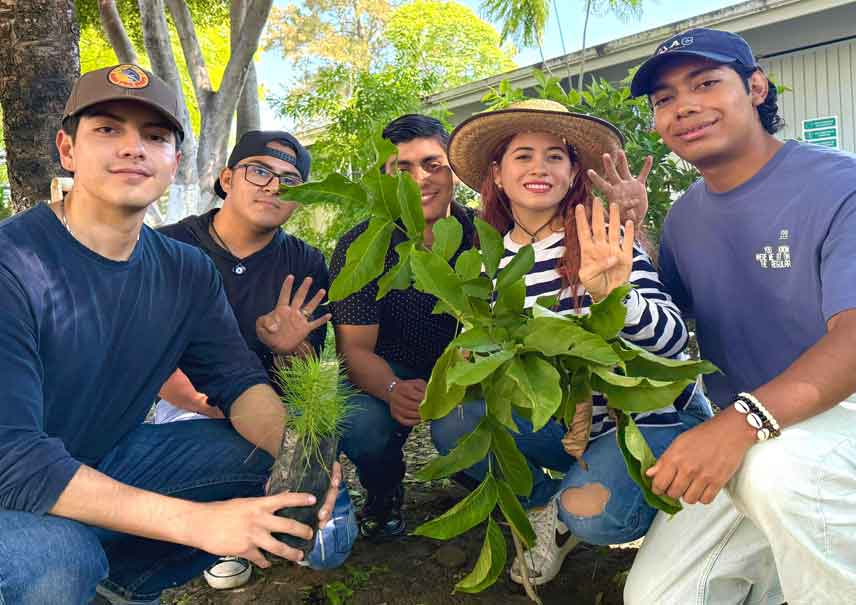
[733,392,781,441]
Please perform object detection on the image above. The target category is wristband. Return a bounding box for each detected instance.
[733,393,781,441]
[386,379,398,395]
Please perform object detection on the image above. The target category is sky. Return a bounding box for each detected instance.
[257,0,742,129]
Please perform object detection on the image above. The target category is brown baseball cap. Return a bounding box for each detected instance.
[63,64,185,142]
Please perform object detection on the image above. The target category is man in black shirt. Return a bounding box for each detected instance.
[156,131,355,572]
[331,115,475,538]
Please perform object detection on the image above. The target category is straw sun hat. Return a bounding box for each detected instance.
[448,98,624,192]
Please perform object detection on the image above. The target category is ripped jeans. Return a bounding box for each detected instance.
[430,388,712,545]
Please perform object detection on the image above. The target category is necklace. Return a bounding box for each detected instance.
[210,217,247,275]
[60,195,73,235]
[512,211,558,244]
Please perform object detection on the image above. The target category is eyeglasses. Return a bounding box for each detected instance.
[237,163,304,188]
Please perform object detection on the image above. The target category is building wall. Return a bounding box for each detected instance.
[761,38,856,152]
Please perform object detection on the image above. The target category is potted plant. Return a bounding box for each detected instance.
[266,347,353,556]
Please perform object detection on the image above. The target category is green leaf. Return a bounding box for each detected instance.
[590,366,693,413]
[488,417,533,497]
[329,218,394,301]
[496,479,535,547]
[484,375,518,432]
[507,355,563,431]
[534,294,559,308]
[421,345,467,420]
[361,169,401,221]
[414,475,498,540]
[582,283,632,339]
[495,245,534,291]
[280,173,367,207]
[522,317,619,366]
[410,250,471,317]
[432,217,463,261]
[376,241,413,299]
[368,134,398,174]
[398,173,425,238]
[415,418,492,481]
[462,276,492,300]
[615,411,682,515]
[451,327,501,353]
[455,248,483,281]
[474,218,504,278]
[447,351,515,386]
[617,340,719,382]
[494,278,525,317]
[455,517,506,593]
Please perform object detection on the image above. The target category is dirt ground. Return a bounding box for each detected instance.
[163,423,638,605]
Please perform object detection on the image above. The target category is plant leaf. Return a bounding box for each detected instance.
[421,345,467,420]
[462,276,492,300]
[376,241,413,299]
[414,474,498,540]
[615,411,682,515]
[367,133,398,175]
[488,417,533,496]
[507,354,563,431]
[474,218,504,278]
[411,249,471,317]
[361,169,401,221]
[494,277,525,317]
[590,366,693,413]
[617,340,720,381]
[280,173,367,207]
[496,478,535,547]
[447,350,515,386]
[451,327,501,353]
[522,316,619,366]
[455,517,506,593]
[398,173,426,238]
[484,375,518,432]
[415,418,492,481]
[582,283,632,339]
[455,248,483,281]
[329,218,394,301]
[432,216,464,261]
[495,245,534,291]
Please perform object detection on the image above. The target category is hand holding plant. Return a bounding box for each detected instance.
[256,275,332,355]
[388,379,427,426]
[575,201,634,302]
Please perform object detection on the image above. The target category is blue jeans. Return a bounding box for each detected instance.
[339,362,427,496]
[0,419,355,605]
[431,387,713,544]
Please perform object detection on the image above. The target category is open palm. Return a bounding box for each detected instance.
[575,200,634,303]
[256,275,331,355]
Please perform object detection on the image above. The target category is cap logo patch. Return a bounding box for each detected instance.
[657,36,694,55]
[108,65,149,89]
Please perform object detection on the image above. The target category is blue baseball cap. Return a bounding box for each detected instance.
[630,28,757,97]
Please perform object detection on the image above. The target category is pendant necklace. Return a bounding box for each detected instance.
[513,211,557,244]
[210,218,247,275]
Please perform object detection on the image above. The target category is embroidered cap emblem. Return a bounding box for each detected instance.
[108,65,150,89]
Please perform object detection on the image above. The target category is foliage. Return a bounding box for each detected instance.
[480,0,549,48]
[272,347,354,468]
[482,68,699,243]
[279,137,717,593]
[385,1,516,90]
[77,4,232,135]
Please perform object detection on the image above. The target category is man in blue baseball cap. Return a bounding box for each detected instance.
[623,28,856,604]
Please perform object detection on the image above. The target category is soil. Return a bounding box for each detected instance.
[163,423,638,605]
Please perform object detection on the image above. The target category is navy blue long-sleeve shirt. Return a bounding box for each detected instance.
[0,204,269,514]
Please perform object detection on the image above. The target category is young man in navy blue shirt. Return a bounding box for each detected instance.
[624,29,856,604]
[0,65,338,605]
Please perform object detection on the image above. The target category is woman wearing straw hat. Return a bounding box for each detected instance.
[431,99,712,586]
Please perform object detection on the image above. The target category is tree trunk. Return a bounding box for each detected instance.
[0,0,79,213]
[232,0,260,139]
[99,0,137,64]
[577,0,593,91]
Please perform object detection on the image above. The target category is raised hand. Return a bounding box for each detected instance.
[256,275,331,355]
[575,200,634,303]
[587,151,653,227]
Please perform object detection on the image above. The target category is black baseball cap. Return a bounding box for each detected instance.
[214,130,311,199]
[630,28,758,97]
[63,64,185,142]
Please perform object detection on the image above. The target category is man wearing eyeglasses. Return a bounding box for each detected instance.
[331,115,476,539]
[155,131,356,574]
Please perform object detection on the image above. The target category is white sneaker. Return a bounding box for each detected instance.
[509,498,579,586]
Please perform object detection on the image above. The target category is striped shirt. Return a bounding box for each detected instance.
[501,231,690,439]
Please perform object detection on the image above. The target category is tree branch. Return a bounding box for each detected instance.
[98,0,137,64]
[165,0,212,112]
[231,0,260,136]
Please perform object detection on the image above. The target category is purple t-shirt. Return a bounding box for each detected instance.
[659,140,856,406]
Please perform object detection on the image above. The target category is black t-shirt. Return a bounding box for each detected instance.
[329,204,476,377]
[158,209,329,384]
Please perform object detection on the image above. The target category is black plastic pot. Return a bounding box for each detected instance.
[267,430,339,557]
